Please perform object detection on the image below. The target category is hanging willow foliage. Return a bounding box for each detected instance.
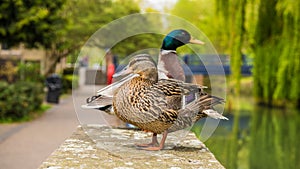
[230,0,247,95]
[273,0,300,105]
[253,0,300,107]
[216,0,246,95]
[172,0,299,107]
[253,0,281,105]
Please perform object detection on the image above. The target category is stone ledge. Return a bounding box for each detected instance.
[39,125,225,169]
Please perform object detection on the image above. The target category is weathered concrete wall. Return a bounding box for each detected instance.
[39,125,225,169]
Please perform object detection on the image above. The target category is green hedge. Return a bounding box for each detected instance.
[62,75,79,93]
[0,81,44,122]
[62,67,79,93]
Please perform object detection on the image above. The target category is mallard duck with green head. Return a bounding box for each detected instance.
[158,29,204,81]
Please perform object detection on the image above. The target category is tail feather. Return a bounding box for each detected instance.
[169,95,227,132]
[198,95,224,107]
[82,73,139,113]
[198,94,227,120]
[203,109,228,120]
[81,95,114,114]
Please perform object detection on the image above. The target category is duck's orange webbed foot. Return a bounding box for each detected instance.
[141,145,163,151]
[138,131,168,151]
[135,142,158,148]
[135,133,158,147]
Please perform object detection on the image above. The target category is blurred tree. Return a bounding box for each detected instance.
[170,0,299,107]
[170,0,219,50]
[171,0,246,95]
[45,0,142,75]
[253,0,300,107]
[80,10,163,60]
[109,12,163,57]
[111,34,162,58]
[0,0,142,75]
[0,0,69,76]
[228,0,247,95]
[0,0,66,49]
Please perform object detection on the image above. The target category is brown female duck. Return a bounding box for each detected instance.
[107,54,227,151]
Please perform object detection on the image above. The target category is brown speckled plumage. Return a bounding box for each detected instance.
[112,54,226,136]
[84,53,227,150]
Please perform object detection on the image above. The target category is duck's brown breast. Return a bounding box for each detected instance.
[113,77,178,134]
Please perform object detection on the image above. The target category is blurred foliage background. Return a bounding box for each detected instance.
[1,0,298,108]
[170,0,299,107]
[0,0,299,168]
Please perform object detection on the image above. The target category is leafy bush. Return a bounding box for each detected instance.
[18,62,45,83]
[0,81,44,122]
[62,75,79,93]
[62,67,78,93]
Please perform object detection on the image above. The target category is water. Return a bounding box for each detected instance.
[193,103,300,169]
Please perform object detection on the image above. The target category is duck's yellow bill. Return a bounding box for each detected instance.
[189,38,205,45]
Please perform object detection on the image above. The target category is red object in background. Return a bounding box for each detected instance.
[106,63,115,85]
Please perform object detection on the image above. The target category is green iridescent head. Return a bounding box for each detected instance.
[161,29,204,50]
